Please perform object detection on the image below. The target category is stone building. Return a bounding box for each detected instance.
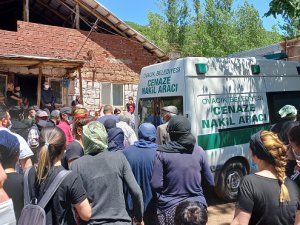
[0,0,168,110]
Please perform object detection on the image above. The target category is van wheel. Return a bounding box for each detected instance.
[215,160,247,202]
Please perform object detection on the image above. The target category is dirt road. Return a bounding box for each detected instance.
[206,190,235,225]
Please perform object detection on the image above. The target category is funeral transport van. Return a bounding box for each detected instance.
[135,57,300,201]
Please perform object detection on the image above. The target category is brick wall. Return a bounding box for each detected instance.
[0,21,160,109]
[0,21,158,82]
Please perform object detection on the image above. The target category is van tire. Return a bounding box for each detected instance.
[215,160,247,202]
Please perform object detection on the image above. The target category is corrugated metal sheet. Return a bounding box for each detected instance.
[229,43,283,58]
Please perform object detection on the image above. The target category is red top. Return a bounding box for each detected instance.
[57,120,73,144]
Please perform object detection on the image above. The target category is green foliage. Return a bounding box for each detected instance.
[127,0,283,57]
[265,0,300,38]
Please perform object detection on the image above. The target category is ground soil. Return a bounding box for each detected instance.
[206,189,235,225]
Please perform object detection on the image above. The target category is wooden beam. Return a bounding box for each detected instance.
[37,68,42,108]
[75,3,80,29]
[23,0,29,22]
[71,0,126,37]
[78,68,83,102]
[37,0,67,21]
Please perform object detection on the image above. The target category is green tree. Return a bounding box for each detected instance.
[265,0,300,38]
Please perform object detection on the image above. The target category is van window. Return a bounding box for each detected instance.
[138,96,183,127]
[267,91,300,123]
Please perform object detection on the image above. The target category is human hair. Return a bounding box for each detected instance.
[103,105,113,114]
[114,108,121,115]
[119,112,131,124]
[174,201,208,225]
[36,126,66,184]
[73,117,94,139]
[288,125,300,147]
[260,131,289,202]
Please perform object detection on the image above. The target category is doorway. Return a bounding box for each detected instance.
[15,75,38,106]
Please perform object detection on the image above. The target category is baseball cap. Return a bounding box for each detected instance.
[161,106,178,115]
[50,110,60,118]
[36,110,48,118]
[278,105,297,118]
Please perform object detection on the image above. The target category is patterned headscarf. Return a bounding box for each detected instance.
[83,121,108,155]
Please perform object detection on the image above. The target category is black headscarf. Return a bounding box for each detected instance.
[103,119,116,132]
[250,131,275,165]
[158,115,196,153]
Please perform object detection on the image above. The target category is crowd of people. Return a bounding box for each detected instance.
[0,89,300,225]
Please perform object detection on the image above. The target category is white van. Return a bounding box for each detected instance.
[135,57,300,201]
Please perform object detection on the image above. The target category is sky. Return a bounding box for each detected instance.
[98,0,284,32]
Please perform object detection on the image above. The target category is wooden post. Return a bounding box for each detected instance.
[23,0,29,22]
[75,3,80,29]
[37,68,42,108]
[78,68,83,103]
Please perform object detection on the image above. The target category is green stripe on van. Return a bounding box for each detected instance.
[198,125,271,150]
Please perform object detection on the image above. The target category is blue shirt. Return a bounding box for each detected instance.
[97,115,119,124]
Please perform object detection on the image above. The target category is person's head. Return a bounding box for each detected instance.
[35,110,49,126]
[6,83,14,91]
[0,106,11,128]
[278,105,297,121]
[60,107,72,122]
[0,130,20,169]
[128,96,134,103]
[76,95,81,101]
[138,123,157,142]
[103,119,116,132]
[83,121,108,155]
[288,125,300,162]
[8,108,21,120]
[14,85,20,92]
[103,105,114,115]
[50,110,61,125]
[250,130,289,202]
[43,81,49,90]
[73,108,88,121]
[161,105,178,123]
[107,127,124,151]
[119,112,131,125]
[28,106,36,119]
[114,108,121,115]
[174,201,208,225]
[36,126,66,184]
[73,117,93,140]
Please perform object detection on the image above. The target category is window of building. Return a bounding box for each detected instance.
[101,83,124,106]
[49,79,62,104]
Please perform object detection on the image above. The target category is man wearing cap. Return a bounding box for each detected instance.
[57,107,73,145]
[50,109,60,126]
[156,106,178,145]
[270,104,299,145]
[27,109,54,163]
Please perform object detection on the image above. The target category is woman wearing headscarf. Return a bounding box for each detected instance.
[232,131,300,225]
[151,115,214,225]
[71,121,144,225]
[103,119,125,151]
